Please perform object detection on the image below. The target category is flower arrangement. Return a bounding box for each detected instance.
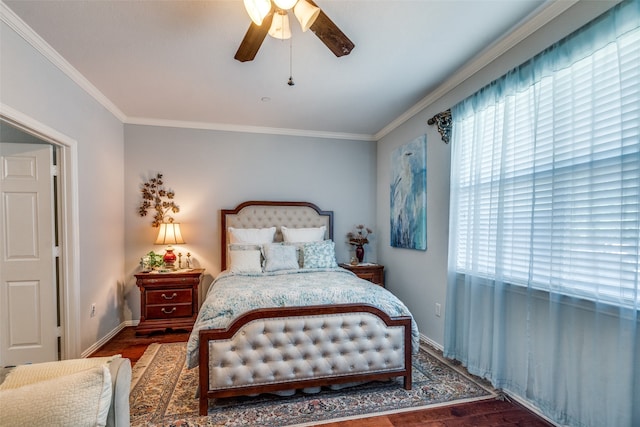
[347,224,373,246]
[138,173,179,227]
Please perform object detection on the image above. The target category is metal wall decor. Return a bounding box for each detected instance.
[427,109,452,144]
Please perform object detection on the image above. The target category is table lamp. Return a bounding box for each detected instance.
[155,222,185,270]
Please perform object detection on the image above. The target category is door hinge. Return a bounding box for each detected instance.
[56,327,62,338]
[51,164,59,176]
[53,246,61,257]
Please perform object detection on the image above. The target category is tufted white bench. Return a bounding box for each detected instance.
[198,304,412,415]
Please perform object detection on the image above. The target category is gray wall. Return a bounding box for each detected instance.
[1,20,125,354]
[123,124,377,320]
[2,0,618,357]
[376,1,617,347]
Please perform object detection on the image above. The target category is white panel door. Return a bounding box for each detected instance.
[0,142,57,366]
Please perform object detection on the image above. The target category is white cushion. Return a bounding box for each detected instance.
[0,356,119,390]
[229,249,262,273]
[281,225,326,243]
[263,244,299,272]
[228,227,276,244]
[0,365,112,427]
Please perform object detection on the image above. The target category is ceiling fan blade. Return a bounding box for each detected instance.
[234,12,274,62]
[307,0,354,57]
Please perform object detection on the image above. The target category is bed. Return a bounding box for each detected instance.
[187,201,419,415]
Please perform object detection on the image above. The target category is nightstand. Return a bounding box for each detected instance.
[339,263,385,287]
[134,268,204,335]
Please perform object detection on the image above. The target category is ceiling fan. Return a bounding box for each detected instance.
[235,0,355,62]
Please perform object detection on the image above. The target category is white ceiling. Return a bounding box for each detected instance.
[3,0,555,140]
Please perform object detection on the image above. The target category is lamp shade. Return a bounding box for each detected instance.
[294,0,319,31]
[155,223,185,245]
[268,11,291,40]
[274,0,298,10]
[244,0,272,26]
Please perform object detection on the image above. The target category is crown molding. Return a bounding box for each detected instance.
[125,116,375,141]
[1,1,126,122]
[1,2,371,141]
[374,0,578,141]
[2,0,577,142]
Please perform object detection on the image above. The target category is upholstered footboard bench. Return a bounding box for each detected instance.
[198,305,412,415]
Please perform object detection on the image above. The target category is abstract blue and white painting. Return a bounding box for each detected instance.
[390,135,427,250]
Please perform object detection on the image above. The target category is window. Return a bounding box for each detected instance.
[451,19,640,307]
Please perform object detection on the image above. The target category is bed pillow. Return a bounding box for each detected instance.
[228,243,262,252]
[229,249,262,273]
[303,240,338,268]
[283,242,305,268]
[0,365,112,427]
[228,227,276,244]
[281,225,326,243]
[263,243,299,272]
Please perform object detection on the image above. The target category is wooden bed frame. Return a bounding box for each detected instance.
[198,201,412,415]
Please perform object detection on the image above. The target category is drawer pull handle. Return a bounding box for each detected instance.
[161,307,177,314]
[161,293,178,300]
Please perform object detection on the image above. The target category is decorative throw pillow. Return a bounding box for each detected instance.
[0,365,112,427]
[303,240,338,268]
[228,227,276,244]
[281,225,326,243]
[283,242,305,268]
[229,249,262,273]
[263,243,299,272]
[0,355,120,390]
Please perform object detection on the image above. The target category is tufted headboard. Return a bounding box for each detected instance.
[220,201,334,271]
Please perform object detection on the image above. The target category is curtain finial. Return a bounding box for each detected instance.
[427,109,452,144]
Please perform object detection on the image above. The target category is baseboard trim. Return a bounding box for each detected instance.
[420,333,443,352]
[81,320,138,358]
[502,389,560,426]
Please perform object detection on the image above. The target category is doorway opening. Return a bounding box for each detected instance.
[0,107,80,362]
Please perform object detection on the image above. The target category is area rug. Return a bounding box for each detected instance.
[129,341,496,427]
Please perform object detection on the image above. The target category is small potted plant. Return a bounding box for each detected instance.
[140,251,164,272]
[347,225,373,263]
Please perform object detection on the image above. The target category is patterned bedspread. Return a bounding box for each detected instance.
[186,268,419,368]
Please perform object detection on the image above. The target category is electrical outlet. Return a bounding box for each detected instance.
[90,303,96,318]
[435,303,441,317]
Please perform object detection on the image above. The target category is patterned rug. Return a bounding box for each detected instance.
[129,341,496,427]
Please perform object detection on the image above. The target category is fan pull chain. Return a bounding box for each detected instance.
[287,36,295,86]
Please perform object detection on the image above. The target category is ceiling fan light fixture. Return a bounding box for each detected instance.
[243,0,272,26]
[273,0,298,10]
[294,0,320,32]
[268,11,292,40]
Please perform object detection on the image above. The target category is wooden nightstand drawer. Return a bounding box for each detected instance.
[141,276,201,286]
[146,303,193,319]
[355,272,377,282]
[339,263,385,287]
[146,288,192,305]
[135,268,204,335]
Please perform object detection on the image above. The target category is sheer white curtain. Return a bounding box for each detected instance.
[445,1,639,426]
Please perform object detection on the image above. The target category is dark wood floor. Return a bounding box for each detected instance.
[90,326,190,364]
[91,327,555,427]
